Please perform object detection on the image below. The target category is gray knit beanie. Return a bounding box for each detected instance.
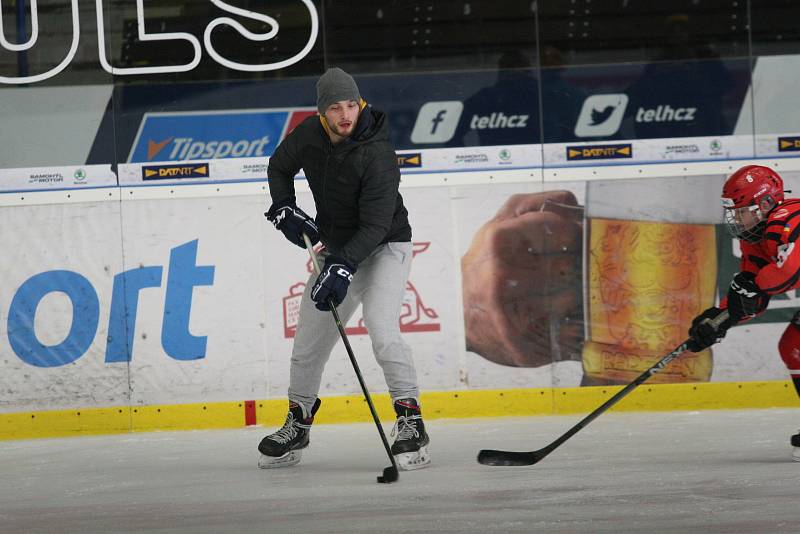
[316,68,361,113]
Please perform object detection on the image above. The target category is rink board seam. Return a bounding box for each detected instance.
[1,380,797,441]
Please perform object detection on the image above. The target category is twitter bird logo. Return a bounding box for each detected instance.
[575,94,629,137]
[590,105,616,126]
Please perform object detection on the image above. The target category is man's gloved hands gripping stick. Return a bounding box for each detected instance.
[311,256,356,311]
[265,198,320,249]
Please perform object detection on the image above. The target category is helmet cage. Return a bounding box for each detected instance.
[722,193,778,243]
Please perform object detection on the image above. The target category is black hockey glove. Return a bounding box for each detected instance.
[726,271,769,322]
[265,198,319,249]
[687,307,731,352]
[311,255,356,311]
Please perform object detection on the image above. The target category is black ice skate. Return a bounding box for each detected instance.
[792,431,800,462]
[257,399,321,469]
[390,398,431,471]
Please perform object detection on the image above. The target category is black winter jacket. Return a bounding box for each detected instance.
[267,106,412,267]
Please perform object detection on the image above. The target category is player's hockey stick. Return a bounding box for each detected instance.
[478,310,729,466]
[303,233,399,484]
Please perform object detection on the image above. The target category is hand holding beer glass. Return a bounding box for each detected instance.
[461,177,721,384]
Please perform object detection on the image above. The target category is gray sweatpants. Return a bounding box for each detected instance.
[288,242,419,414]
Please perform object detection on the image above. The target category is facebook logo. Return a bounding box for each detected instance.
[411,101,463,143]
[574,94,629,138]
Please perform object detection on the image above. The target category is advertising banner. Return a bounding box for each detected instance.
[127,108,316,163]
[2,172,798,414]
[0,164,117,193]
[542,135,753,167]
[0,194,274,410]
[118,157,271,185]
[582,177,721,385]
[455,182,585,389]
[0,188,463,411]
[87,58,752,171]
[0,200,129,410]
[454,174,799,388]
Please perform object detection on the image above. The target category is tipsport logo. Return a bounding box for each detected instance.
[128,108,316,163]
[7,240,215,367]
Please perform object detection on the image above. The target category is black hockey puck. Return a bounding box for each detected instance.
[377,465,399,484]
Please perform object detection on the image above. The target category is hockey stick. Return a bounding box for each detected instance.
[478,310,730,466]
[303,233,400,484]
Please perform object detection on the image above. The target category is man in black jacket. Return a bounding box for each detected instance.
[258,68,430,471]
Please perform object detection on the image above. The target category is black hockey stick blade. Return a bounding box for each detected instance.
[478,447,550,466]
[377,465,399,484]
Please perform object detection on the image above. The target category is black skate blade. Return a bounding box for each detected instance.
[377,465,399,484]
[477,449,543,466]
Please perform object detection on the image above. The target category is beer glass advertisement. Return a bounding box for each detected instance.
[455,174,800,388]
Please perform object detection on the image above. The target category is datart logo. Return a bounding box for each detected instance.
[142,163,210,180]
[566,143,632,161]
[397,153,422,168]
[574,94,628,137]
[129,108,316,163]
[411,101,463,143]
[778,136,800,152]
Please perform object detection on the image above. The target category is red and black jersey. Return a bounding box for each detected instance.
[738,198,800,295]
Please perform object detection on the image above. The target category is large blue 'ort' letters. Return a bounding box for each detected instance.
[7,240,215,367]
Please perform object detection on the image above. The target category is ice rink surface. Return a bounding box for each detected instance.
[1,408,799,534]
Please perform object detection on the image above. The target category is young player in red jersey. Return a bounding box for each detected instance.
[687,165,800,461]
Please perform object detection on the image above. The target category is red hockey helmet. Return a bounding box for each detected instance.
[721,165,785,242]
